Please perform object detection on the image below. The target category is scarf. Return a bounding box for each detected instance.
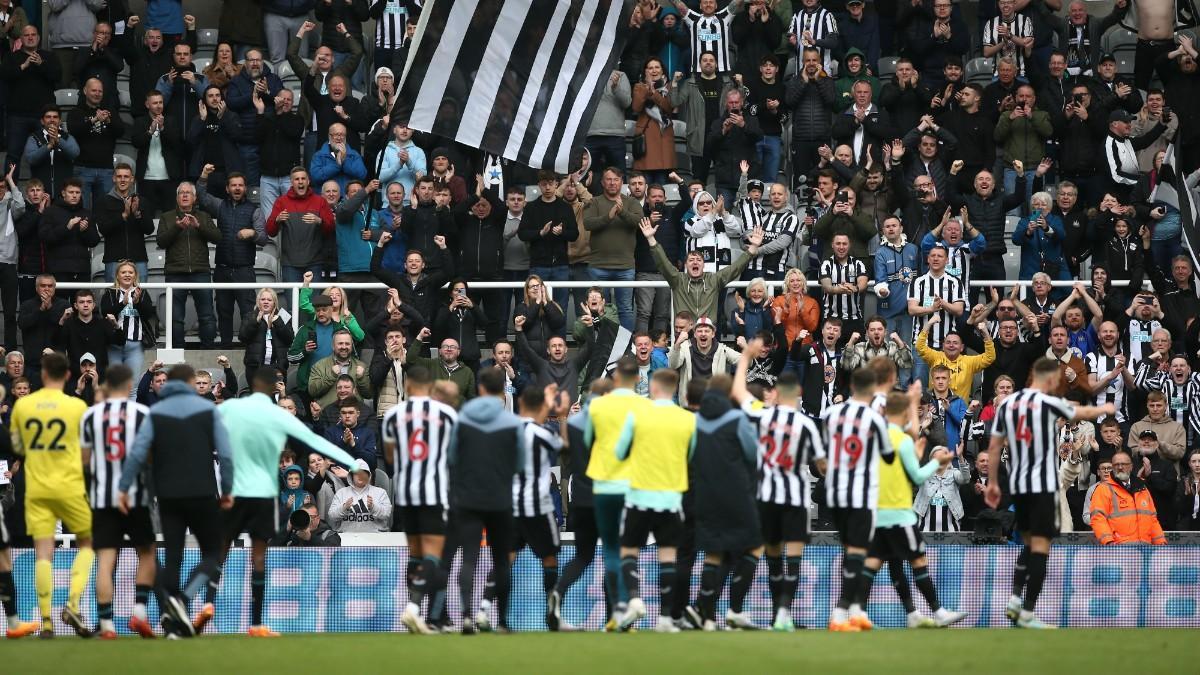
[691,190,723,233]
[644,77,671,130]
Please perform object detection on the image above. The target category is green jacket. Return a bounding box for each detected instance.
[582,194,644,270]
[405,338,476,402]
[994,109,1053,166]
[156,208,221,274]
[299,287,366,343]
[650,242,752,321]
[572,304,619,344]
[812,209,878,259]
[307,354,373,406]
[834,49,880,110]
[287,317,361,387]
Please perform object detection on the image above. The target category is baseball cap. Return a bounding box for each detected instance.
[431,147,451,160]
[374,66,394,80]
[1108,109,1133,124]
[311,294,333,308]
[80,352,96,365]
[354,458,371,474]
[1138,429,1158,441]
[846,0,864,5]
[695,316,715,330]
[746,178,766,193]
[1098,52,1116,64]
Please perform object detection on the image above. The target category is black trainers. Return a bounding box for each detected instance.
[546,590,562,631]
[460,618,476,635]
[61,606,94,638]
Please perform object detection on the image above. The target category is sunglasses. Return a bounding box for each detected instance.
[698,200,713,206]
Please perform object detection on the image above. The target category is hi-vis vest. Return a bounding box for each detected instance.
[627,403,696,493]
[879,424,916,511]
[586,392,650,487]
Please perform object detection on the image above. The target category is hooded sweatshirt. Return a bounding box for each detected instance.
[683,190,741,274]
[0,188,27,265]
[328,480,392,532]
[448,396,526,512]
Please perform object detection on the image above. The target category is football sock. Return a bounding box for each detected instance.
[97,602,113,623]
[0,571,18,623]
[428,562,448,622]
[782,557,802,610]
[913,564,941,612]
[886,563,914,613]
[857,565,877,608]
[1012,546,1031,598]
[837,552,864,611]
[697,562,721,621]
[542,564,558,596]
[407,558,421,598]
[766,555,783,612]
[204,579,219,604]
[68,547,95,612]
[251,569,266,626]
[420,555,441,606]
[658,562,676,619]
[409,558,428,606]
[603,571,618,619]
[729,554,759,614]
[620,555,641,600]
[35,559,53,623]
[1023,552,1049,612]
[482,571,496,602]
[134,585,151,619]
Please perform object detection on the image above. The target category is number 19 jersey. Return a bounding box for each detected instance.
[820,399,894,510]
[382,396,458,508]
[10,388,88,501]
[742,400,825,508]
[81,399,150,509]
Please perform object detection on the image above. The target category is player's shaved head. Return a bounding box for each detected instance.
[1031,357,1060,380]
[775,371,800,399]
[589,378,614,398]
[251,367,280,393]
[105,363,134,390]
[613,355,639,386]
[867,357,896,388]
[477,367,506,396]
[885,391,910,416]
[705,373,733,396]
[519,386,546,413]
[406,364,433,394]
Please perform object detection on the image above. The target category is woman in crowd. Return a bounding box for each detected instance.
[203,42,243,90]
[631,56,676,185]
[914,454,971,532]
[731,278,773,348]
[513,274,565,359]
[434,279,488,373]
[1012,191,1069,289]
[100,261,157,376]
[299,272,366,343]
[241,288,295,382]
[770,268,820,347]
[1176,453,1200,531]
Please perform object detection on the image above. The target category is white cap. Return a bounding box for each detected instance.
[375,66,394,80]
[353,458,371,474]
[80,352,96,364]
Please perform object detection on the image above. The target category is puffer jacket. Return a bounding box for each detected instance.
[47,0,99,48]
[224,66,284,142]
[785,73,837,142]
[156,208,220,274]
[39,199,100,276]
[196,179,266,268]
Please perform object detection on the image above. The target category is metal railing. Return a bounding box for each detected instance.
[55,278,1146,351]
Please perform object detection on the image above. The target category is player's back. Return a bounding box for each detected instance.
[11,388,88,500]
[219,393,312,499]
[383,396,457,508]
[820,398,893,510]
[82,399,151,509]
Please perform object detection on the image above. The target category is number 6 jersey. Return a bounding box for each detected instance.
[382,396,458,508]
[81,399,151,510]
[819,398,894,510]
[742,400,826,509]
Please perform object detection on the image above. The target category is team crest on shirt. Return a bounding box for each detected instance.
[824,362,836,384]
[749,104,759,116]
[898,267,914,283]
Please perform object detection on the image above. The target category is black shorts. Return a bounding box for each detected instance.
[758,502,810,544]
[222,497,281,543]
[1011,492,1060,538]
[868,524,926,561]
[398,505,447,536]
[619,506,683,549]
[92,507,156,549]
[0,500,10,549]
[828,507,875,549]
[512,513,560,559]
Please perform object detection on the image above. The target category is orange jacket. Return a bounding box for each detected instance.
[1089,477,1167,545]
[771,293,820,347]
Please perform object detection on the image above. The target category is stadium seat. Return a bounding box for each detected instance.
[965,57,994,86]
[249,186,260,203]
[525,185,540,201]
[1101,27,1137,55]
[1116,55,1134,76]
[193,57,212,73]
[672,119,686,141]
[784,56,797,80]
[276,60,295,80]
[197,28,219,48]
[113,153,135,169]
[55,89,78,108]
[624,119,636,136]
[663,182,681,204]
[877,56,899,84]
[255,250,280,280]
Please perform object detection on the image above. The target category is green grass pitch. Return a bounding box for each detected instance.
[3,629,1192,674]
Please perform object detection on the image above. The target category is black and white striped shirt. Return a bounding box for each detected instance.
[982,14,1033,76]
[1123,318,1162,371]
[683,8,735,73]
[743,401,825,508]
[80,399,150,510]
[820,398,893,509]
[371,0,421,50]
[789,8,838,73]
[1087,351,1127,424]
[113,287,144,344]
[382,396,457,508]
[909,271,965,349]
[989,389,1076,495]
[1134,365,1200,440]
[820,255,866,321]
[741,205,797,274]
[942,241,979,291]
[514,419,561,517]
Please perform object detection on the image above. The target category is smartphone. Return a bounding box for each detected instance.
[455,288,466,297]
[836,190,849,204]
[1030,209,1042,221]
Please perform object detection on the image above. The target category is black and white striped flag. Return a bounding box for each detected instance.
[394,0,634,173]
[1149,143,1200,297]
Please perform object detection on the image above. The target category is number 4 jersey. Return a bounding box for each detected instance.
[742,400,826,509]
[81,399,150,509]
[10,388,89,501]
[820,399,895,510]
[382,396,458,508]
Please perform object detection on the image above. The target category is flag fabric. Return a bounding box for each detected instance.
[1149,143,1200,297]
[394,0,634,173]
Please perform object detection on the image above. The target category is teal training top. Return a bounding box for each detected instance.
[219,393,357,499]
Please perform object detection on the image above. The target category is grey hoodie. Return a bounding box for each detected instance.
[0,188,27,265]
[48,0,102,48]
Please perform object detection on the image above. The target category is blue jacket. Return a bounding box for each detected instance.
[377,140,425,193]
[373,206,409,272]
[323,420,378,472]
[937,394,968,453]
[731,299,773,341]
[146,0,185,35]
[333,188,379,273]
[225,67,284,142]
[310,143,368,193]
[1012,213,1069,281]
[874,238,919,318]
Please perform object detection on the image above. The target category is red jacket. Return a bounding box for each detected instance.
[265,188,335,237]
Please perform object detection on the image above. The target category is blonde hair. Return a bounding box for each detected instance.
[1030,191,1052,209]
[523,274,562,311]
[322,285,353,322]
[783,268,807,293]
[746,277,767,300]
[257,287,280,322]
[111,261,140,289]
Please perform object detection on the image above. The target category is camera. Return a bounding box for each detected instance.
[290,509,311,530]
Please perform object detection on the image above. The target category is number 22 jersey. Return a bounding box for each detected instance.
[10,388,89,501]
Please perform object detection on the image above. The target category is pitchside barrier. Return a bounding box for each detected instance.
[7,544,1199,634]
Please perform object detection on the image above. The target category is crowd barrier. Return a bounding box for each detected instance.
[8,544,1199,634]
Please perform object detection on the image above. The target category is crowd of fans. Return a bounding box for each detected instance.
[1,0,1199,543]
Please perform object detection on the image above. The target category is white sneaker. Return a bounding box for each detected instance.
[654,616,681,633]
[1005,595,1022,623]
[701,619,717,632]
[906,611,937,628]
[474,601,492,633]
[725,609,760,630]
[618,597,646,631]
[1016,610,1055,629]
[934,607,968,627]
[402,602,434,635]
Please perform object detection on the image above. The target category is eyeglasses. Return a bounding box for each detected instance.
[1111,462,1132,468]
